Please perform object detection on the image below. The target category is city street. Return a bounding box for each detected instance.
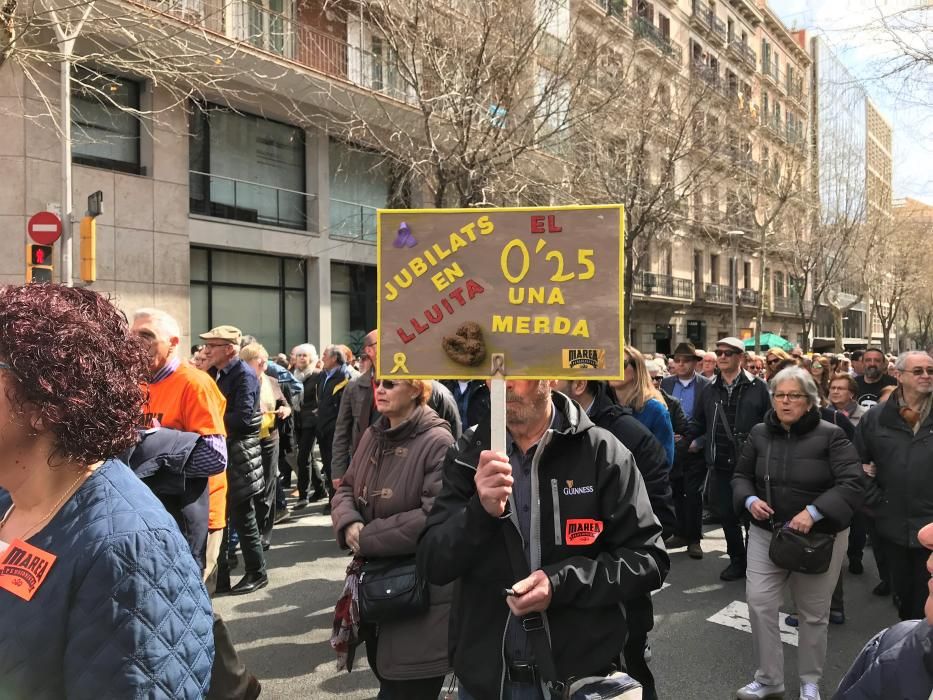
[215,500,899,700]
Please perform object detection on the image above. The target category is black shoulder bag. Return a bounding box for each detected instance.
[764,441,836,575]
[358,555,430,625]
[501,523,642,700]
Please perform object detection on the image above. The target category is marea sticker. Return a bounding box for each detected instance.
[565,519,604,546]
[0,539,57,601]
[561,349,606,370]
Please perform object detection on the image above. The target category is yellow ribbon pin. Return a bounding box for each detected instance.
[390,352,409,375]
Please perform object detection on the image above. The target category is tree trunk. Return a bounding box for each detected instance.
[754,227,767,354]
[831,306,845,354]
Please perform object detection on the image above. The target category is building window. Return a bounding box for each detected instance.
[189,105,308,231]
[329,139,400,242]
[71,68,142,174]
[190,247,307,353]
[710,253,720,284]
[331,262,376,347]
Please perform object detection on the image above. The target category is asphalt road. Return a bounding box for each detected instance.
[214,504,899,700]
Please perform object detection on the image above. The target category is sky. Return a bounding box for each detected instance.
[768,0,932,204]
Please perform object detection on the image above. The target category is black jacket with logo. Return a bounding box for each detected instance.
[417,392,669,699]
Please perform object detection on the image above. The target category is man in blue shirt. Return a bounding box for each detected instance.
[661,342,710,560]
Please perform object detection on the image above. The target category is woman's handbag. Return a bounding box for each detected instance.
[764,443,835,575]
[768,526,835,574]
[357,556,429,624]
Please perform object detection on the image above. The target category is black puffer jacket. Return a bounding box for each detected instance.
[855,396,933,548]
[732,407,864,534]
[227,412,263,504]
[210,358,264,504]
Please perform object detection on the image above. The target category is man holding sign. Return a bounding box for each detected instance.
[417,380,668,699]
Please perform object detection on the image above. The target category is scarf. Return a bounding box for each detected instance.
[293,366,316,383]
[330,556,364,672]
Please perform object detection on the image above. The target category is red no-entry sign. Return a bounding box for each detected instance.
[27,211,63,245]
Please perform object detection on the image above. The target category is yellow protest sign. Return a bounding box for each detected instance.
[377,205,625,379]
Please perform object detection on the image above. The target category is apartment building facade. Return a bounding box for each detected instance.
[1,0,813,354]
[624,0,812,353]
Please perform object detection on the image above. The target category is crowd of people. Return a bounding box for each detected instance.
[0,282,931,700]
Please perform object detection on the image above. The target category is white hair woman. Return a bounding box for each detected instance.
[732,366,864,700]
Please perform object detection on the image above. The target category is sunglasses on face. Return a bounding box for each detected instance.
[904,367,933,377]
[766,358,780,365]
[651,376,662,383]
[714,349,741,357]
[374,379,399,389]
[812,362,823,370]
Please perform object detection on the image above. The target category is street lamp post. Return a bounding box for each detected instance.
[726,230,745,337]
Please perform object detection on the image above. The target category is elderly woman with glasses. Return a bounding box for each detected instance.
[731,366,864,700]
[330,377,453,699]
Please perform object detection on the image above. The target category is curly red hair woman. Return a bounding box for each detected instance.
[0,284,214,699]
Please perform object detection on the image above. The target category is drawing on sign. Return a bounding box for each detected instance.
[377,205,625,379]
[442,321,487,367]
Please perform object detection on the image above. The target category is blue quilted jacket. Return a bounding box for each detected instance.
[0,459,214,699]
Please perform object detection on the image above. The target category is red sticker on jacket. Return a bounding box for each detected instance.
[0,539,57,601]
[565,519,603,546]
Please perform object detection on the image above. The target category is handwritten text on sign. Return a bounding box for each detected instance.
[376,206,624,379]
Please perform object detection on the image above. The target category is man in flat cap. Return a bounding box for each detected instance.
[202,325,268,595]
[688,337,770,581]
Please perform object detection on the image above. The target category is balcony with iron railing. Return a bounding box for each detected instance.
[704,284,733,304]
[189,170,316,231]
[739,288,760,306]
[633,15,683,65]
[633,271,695,300]
[595,0,628,20]
[149,0,414,104]
[787,76,805,105]
[690,60,722,91]
[690,0,727,44]
[761,56,779,85]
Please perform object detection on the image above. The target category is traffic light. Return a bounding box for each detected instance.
[80,215,96,283]
[26,244,53,283]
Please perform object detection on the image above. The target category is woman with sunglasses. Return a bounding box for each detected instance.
[610,347,675,468]
[330,377,453,699]
[0,284,214,698]
[732,366,863,700]
[764,348,792,380]
[806,355,831,405]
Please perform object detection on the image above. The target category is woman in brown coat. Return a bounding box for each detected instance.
[331,378,453,700]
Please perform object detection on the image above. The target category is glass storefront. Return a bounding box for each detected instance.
[190,247,307,354]
[331,261,376,349]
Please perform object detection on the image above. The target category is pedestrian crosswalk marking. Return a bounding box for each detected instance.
[683,584,724,594]
[707,600,799,647]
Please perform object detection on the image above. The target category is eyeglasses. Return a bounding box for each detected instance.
[0,362,10,371]
[812,362,823,370]
[651,376,662,383]
[714,349,741,357]
[766,358,780,365]
[374,379,399,389]
[904,367,933,377]
[624,360,634,369]
[773,392,807,402]
[204,342,230,349]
